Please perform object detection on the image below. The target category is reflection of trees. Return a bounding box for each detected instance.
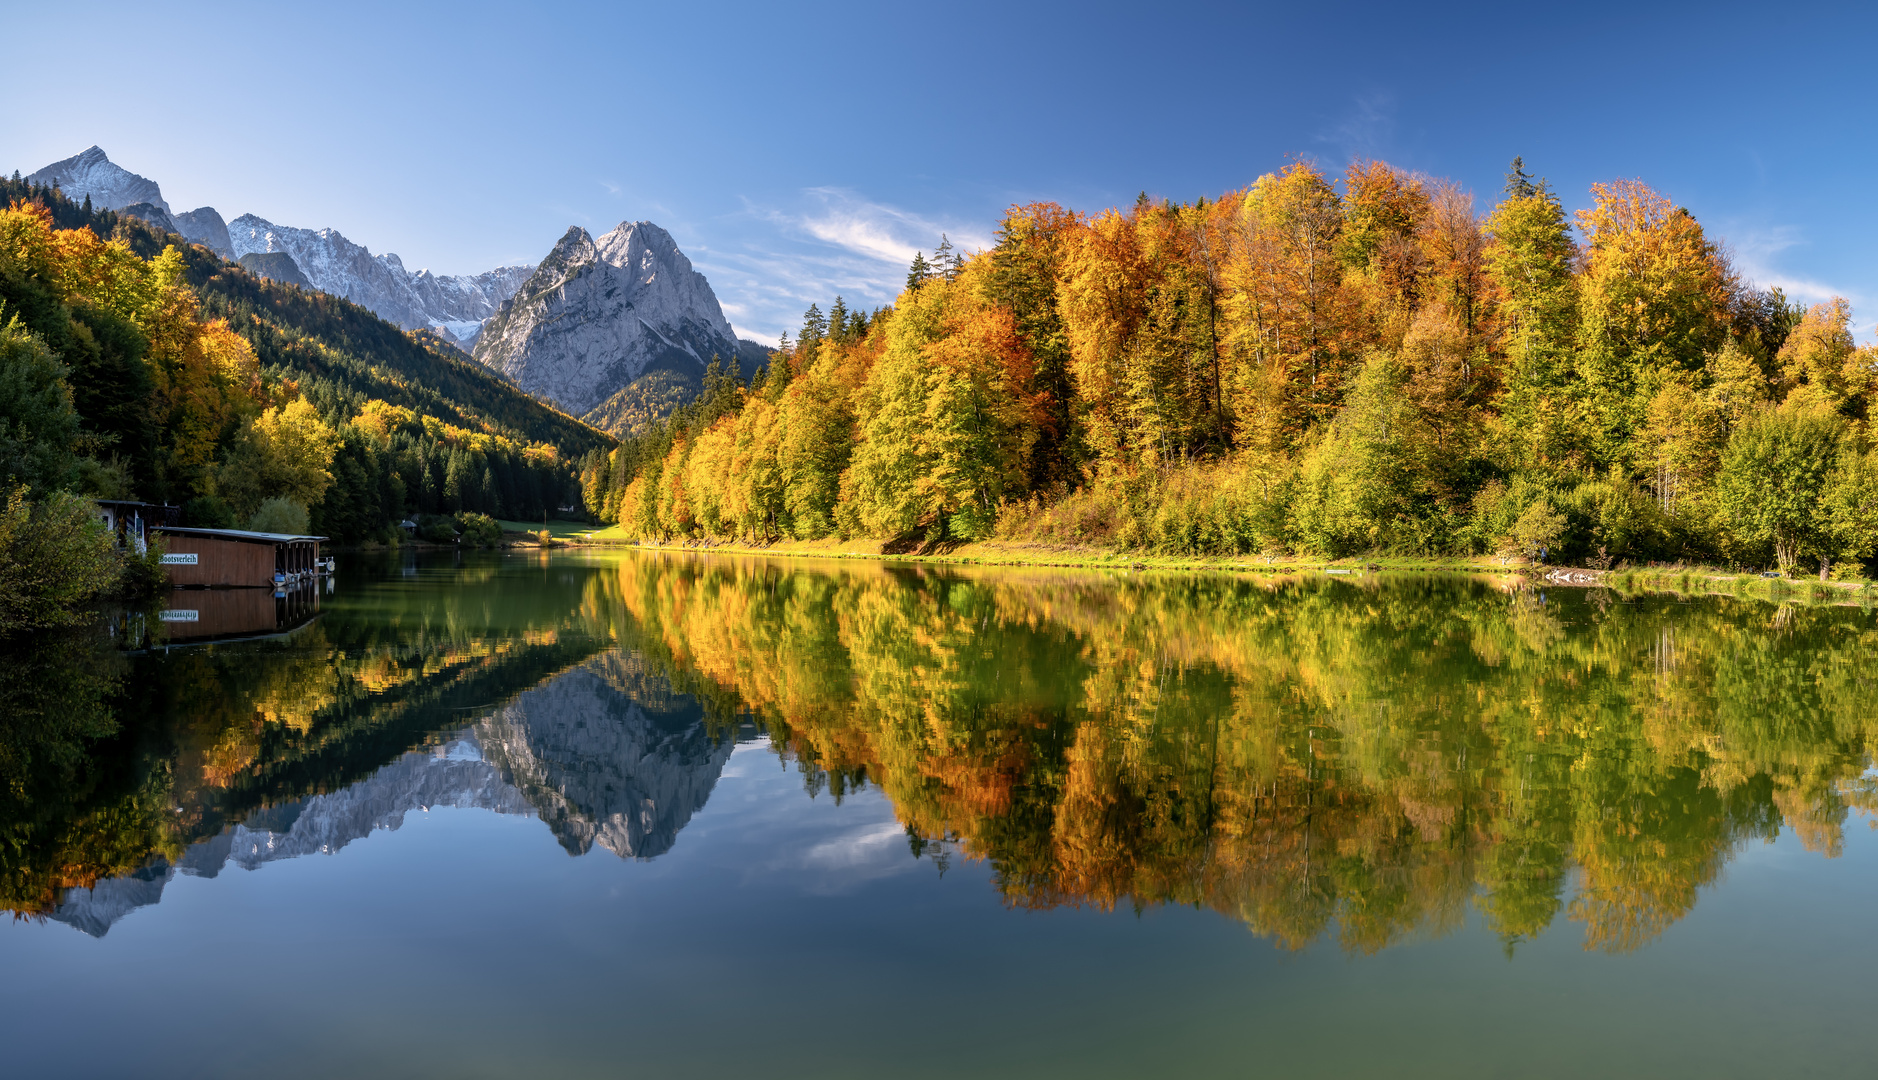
[0,629,168,916]
[607,555,1878,954]
[12,554,1877,954]
[2,560,626,920]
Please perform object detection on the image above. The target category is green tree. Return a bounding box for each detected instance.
[1714,405,1843,570]
[906,251,932,292]
[0,316,79,493]
[1483,163,1579,469]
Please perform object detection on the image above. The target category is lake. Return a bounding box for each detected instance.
[3,550,1875,1078]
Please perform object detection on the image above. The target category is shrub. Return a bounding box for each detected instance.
[457,512,503,548]
[0,485,123,634]
[117,534,169,599]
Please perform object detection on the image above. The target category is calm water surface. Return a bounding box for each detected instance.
[3,551,1876,1078]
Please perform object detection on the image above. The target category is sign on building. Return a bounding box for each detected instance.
[160,553,199,565]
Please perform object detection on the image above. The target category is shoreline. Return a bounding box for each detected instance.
[564,535,1532,576]
[568,537,1878,607]
[332,533,1878,607]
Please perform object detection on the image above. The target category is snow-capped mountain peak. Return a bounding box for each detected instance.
[27,145,168,213]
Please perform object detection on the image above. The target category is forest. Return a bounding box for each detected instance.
[582,161,1878,574]
[0,178,614,629]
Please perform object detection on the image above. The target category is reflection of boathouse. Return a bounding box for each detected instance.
[154,585,323,645]
[153,526,328,588]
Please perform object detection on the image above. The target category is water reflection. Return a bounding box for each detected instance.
[7,551,1877,956]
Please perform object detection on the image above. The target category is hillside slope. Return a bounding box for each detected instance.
[1,173,612,459]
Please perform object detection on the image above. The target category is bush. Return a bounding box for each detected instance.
[117,534,169,599]
[457,512,503,548]
[0,485,123,634]
[248,497,310,534]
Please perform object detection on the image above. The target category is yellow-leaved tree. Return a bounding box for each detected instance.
[216,398,339,522]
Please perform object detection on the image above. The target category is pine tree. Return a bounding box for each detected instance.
[801,303,827,344]
[934,234,964,281]
[828,296,849,343]
[1505,157,1538,200]
[1485,165,1580,468]
[906,251,932,292]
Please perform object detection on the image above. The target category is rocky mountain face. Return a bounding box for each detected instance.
[49,652,739,936]
[23,147,532,335]
[473,222,745,418]
[28,145,168,212]
[238,251,312,288]
[174,206,234,259]
[115,200,236,260]
[226,214,534,332]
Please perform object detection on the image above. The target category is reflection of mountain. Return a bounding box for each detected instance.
[477,654,734,858]
[49,653,736,936]
[52,736,532,937]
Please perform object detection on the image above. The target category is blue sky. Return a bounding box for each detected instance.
[5,0,1876,342]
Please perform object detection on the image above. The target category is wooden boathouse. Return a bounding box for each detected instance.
[153,526,328,588]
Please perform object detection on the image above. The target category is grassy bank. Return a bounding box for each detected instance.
[565,529,1532,576]
[559,531,1878,611]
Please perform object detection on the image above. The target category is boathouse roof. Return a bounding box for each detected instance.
[153,525,328,543]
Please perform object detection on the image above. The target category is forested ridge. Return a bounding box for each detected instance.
[0,176,613,566]
[583,161,1878,574]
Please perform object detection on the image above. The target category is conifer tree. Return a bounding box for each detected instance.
[906,251,932,292]
[828,296,849,342]
[1505,157,1538,200]
[933,235,963,282]
[1486,161,1580,468]
[800,303,827,344]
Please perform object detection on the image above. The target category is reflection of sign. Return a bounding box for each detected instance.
[160,553,199,565]
[159,609,199,622]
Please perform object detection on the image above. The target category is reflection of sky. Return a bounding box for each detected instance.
[694,741,927,895]
[4,738,1877,1078]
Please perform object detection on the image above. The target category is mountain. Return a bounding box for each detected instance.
[23,148,533,337]
[0,173,611,457]
[238,250,311,288]
[473,222,746,420]
[27,145,167,212]
[226,213,534,333]
[175,239,611,457]
[174,206,234,259]
[118,199,236,260]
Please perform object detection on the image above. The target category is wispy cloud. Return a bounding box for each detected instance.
[1728,222,1876,337]
[1317,92,1395,162]
[1730,225,1853,303]
[691,188,994,339]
